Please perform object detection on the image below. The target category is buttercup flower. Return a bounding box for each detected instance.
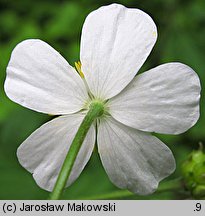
[4,4,201,195]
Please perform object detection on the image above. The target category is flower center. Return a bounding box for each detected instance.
[88,100,105,117]
[74,61,109,117]
[85,98,110,118]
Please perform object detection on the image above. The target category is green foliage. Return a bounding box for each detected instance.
[0,0,205,199]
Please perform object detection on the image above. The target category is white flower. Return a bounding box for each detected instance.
[4,4,201,195]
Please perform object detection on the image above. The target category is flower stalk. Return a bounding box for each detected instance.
[49,101,104,200]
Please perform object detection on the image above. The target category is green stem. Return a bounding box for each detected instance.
[157,177,182,192]
[49,101,104,200]
[78,178,183,200]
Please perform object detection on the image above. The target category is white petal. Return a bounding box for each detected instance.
[80,4,157,100]
[97,117,175,195]
[5,39,88,115]
[109,63,201,134]
[17,113,95,191]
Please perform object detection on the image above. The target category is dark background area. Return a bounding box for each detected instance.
[0,0,204,199]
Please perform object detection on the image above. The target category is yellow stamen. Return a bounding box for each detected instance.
[75,61,84,78]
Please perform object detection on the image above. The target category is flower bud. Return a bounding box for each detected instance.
[194,163,205,184]
[181,145,205,198]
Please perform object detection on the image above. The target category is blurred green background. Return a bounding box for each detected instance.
[0,0,205,200]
